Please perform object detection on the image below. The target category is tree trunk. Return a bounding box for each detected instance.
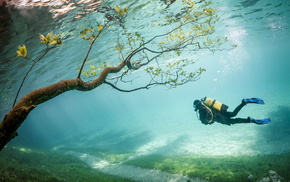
[0,63,125,151]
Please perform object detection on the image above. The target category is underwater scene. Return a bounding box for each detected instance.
[0,0,290,181]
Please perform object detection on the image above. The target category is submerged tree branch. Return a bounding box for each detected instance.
[0,0,232,151]
[13,47,52,107]
[77,23,109,78]
[0,60,126,151]
[103,80,162,92]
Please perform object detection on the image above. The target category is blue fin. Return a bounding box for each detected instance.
[243,98,264,104]
[248,117,271,124]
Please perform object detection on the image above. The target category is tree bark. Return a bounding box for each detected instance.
[0,62,126,151]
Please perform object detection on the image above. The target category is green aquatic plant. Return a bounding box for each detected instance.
[2,146,288,182]
[0,147,133,182]
[0,0,235,150]
[91,151,133,164]
[124,153,290,182]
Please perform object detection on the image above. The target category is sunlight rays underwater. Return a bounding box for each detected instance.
[2,0,290,181]
[15,8,290,155]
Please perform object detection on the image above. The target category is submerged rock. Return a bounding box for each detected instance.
[256,170,283,182]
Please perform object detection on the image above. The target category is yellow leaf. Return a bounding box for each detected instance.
[97,25,104,31]
[90,70,97,76]
[50,35,62,45]
[16,44,27,57]
[115,5,128,15]
[39,34,45,43]
[49,40,57,45]
[80,27,95,41]
[46,32,52,43]
[81,27,94,36]
[39,32,61,45]
[122,7,128,15]
[16,50,22,57]
[115,5,120,12]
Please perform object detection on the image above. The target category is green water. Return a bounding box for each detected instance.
[1,0,290,181]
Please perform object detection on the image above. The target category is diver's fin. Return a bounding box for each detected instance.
[242,98,264,104]
[248,117,271,124]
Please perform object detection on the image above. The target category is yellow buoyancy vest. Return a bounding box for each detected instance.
[203,97,224,111]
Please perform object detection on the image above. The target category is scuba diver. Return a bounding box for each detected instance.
[193,97,271,125]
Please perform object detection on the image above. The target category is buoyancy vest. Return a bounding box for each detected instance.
[202,97,229,113]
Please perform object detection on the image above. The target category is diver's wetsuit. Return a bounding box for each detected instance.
[198,102,250,125]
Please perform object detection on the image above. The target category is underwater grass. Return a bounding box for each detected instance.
[0,146,133,182]
[2,146,290,182]
[124,153,290,182]
[58,146,135,164]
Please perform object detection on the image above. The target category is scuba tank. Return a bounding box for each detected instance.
[202,97,229,113]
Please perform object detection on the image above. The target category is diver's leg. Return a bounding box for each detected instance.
[228,118,251,124]
[217,117,251,125]
[226,102,246,117]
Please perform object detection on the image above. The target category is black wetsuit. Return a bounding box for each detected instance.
[198,102,250,125]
